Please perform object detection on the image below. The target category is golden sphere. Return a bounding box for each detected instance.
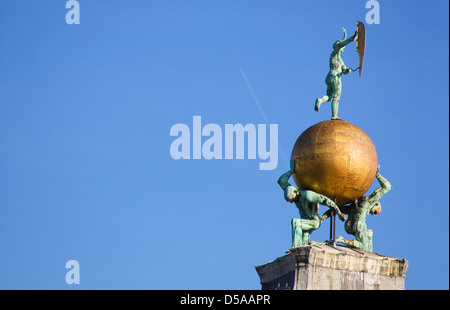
[291,119,378,206]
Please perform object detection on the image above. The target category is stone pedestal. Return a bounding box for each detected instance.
[255,244,408,290]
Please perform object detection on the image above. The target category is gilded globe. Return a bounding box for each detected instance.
[291,119,378,206]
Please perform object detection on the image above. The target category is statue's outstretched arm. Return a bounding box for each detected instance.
[336,32,357,49]
[301,190,346,222]
[368,166,392,204]
[277,159,295,191]
[320,209,332,222]
[321,205,350,222]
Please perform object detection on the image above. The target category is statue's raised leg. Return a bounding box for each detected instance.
[315,96,328,111]
[315,85,333,112]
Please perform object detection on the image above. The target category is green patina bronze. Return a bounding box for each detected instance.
[315,28,357,120]
[278,159,346,248]
[277,23,392,253]
[321,166,392,252]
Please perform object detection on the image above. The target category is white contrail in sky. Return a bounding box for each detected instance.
[240,67,289,167]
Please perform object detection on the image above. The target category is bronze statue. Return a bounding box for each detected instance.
[314,28,357,120]
[321,165,392,252]
[278,160,346,248]
[276,22,394,253]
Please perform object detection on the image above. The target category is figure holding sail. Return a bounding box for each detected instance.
[314,22,366,120]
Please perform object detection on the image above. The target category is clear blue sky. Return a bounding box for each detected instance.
[0,0,448,289]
